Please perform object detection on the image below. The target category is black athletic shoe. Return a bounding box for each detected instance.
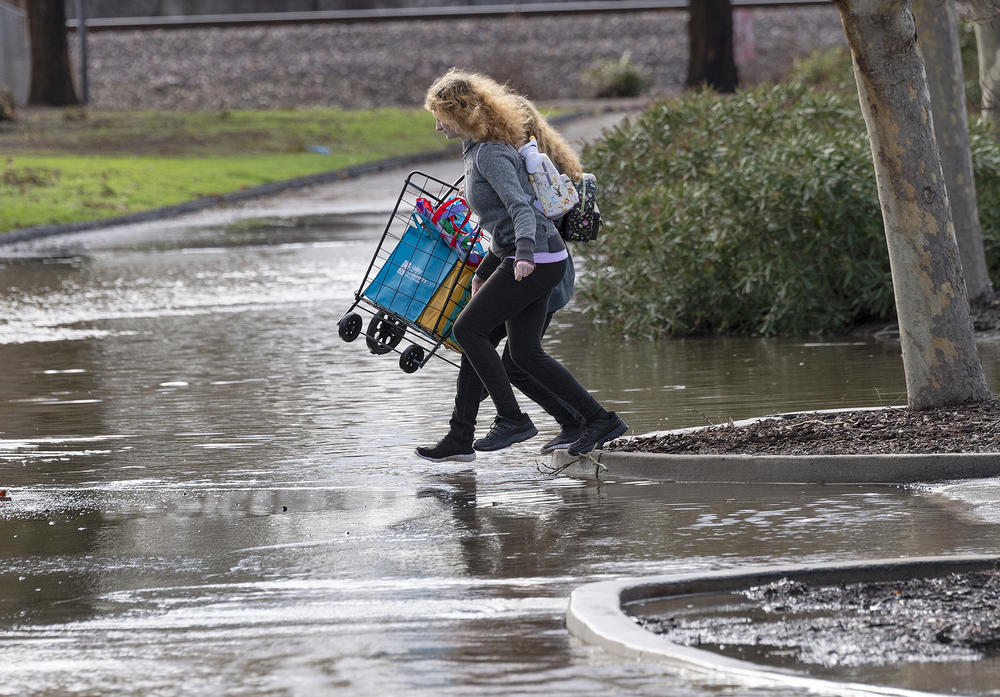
[415,435,476,463]
[473,415,538,452]
[540,423,585,454]
[567,412,628,456]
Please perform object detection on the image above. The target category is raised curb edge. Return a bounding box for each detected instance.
[567,554,1000,697]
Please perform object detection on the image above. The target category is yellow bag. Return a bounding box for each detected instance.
[417,263,475,351]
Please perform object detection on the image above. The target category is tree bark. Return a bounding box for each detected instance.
[912,0,993,302]
[976,19,1000,124]
[686,0,738,93]
[835,0,992,409]
[27,0,79,106]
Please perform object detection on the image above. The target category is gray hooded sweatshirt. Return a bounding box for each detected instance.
[463,140,567,281]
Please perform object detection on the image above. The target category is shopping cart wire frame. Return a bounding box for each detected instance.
[337,170,489,373]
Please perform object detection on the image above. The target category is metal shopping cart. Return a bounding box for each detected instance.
[337,170,489,373]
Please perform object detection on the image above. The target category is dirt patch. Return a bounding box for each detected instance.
[607,400,1000,456]
[636,569,1000,668]
[1,163,61,190]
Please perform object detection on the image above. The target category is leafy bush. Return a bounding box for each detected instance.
[970,117,1000,283]
[786,47,855,94]
[576,84,893,337]
[788,23,982,106]
[578,83,1000,337]
[580,52,651,98]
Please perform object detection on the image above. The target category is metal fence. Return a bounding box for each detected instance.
[0,0,28,105]
[65,0,832,30]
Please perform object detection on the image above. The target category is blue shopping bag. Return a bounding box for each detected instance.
[363,214,460,322]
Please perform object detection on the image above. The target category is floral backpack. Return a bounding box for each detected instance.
[559,174,602,243]
[517,137,579,219]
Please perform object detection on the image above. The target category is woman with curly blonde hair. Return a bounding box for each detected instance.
[419,68,626,457]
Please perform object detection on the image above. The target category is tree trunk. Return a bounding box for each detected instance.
[912,0,993,302]
[27,0,78,106]
[976,19,1000,123]
[835,0,992,409]
[686,0,738,93]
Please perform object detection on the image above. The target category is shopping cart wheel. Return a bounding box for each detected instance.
[338,313,363,342]
[366,312,405,355]
[399,344,425,373]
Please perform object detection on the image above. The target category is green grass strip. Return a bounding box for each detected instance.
[1,107,447,233]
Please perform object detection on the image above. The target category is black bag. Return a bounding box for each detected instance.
[559,173,602,242]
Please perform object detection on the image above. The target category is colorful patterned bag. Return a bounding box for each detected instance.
[559,173,602,243]
[517,137,579,219]
[414,196,485,267]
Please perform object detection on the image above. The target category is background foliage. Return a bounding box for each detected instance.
[577,73,1000,337]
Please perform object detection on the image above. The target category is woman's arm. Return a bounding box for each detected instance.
[476,144,537,266]
[474,250,502,284]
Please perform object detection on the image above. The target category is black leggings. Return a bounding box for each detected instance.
[452,258,604,423]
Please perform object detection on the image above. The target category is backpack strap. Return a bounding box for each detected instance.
[473,142,485,176]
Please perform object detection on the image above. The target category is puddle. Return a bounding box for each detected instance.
[2,212,999,696]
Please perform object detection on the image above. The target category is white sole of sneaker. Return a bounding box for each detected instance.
[414,450,477,463]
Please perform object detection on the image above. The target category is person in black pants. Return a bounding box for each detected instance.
[415,254,582,462]
[422,69,627,456]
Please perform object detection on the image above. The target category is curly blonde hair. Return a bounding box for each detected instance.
[425,68,583,181]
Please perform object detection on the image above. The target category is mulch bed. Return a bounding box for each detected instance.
[607,400,1000,456]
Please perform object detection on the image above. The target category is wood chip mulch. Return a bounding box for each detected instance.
[607,400,1000,456]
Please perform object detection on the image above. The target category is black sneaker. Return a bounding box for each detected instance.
[473,415,538,452]
[415,435,476,463]
[540,423,584,454]
[567,412,628,456]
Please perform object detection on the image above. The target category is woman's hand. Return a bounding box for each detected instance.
[514,259,535,281]
[471,275,484,295]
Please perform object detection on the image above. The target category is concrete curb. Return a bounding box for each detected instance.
[567,554,1000,697]
[551,407,1000,484]
[0,108,608,248]
[551,450,1000,484]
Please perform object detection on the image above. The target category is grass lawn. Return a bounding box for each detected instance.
[0,107,448,234]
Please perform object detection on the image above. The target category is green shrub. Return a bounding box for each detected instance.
[971,116,1000,282]
[789,23,983,106]
[577,84,893,337]
[581,51,651,98]
[787,46,855,94]
[578,83,1000,337]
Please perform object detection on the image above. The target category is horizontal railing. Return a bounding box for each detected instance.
[66,0,833,31]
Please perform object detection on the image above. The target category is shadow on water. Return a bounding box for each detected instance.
[1,212,999,696]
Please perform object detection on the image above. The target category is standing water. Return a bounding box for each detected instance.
[2,203,1000,696]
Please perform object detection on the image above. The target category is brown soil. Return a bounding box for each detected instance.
[608,401,1000,456]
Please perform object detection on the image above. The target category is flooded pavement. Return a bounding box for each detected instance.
[3,202,1000,697]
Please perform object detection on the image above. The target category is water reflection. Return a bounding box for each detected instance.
[1,212,999,696]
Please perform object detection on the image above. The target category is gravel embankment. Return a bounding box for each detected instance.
[73,6,847,110]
